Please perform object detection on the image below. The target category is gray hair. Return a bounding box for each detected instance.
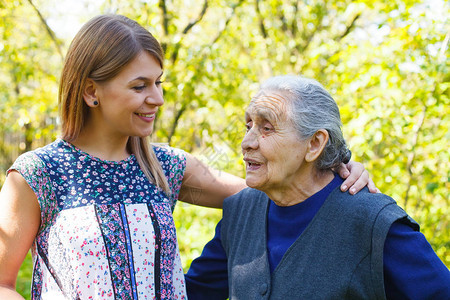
[259,75,351,170]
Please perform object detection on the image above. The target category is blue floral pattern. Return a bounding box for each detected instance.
[9,139,187,299]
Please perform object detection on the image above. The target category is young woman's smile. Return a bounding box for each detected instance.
[135,112,156,122]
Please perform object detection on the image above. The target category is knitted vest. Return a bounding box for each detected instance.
[221,187,418,300]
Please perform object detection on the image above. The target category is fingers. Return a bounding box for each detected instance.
[348,169,370,194]
[367,177,380,193]
[339,161,369,195]
[338,161,380,194]
[335,162,350,179]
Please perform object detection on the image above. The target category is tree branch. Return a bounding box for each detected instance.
[158,0,169,52]
[314,12,362,74]
[159,0,169,36]
[167,0,244,140]
[438,30,449,63]
[297,23,322,54]
[171,0,209,64]
[291,0,299,37]
[336,13,361,42]
[26,0,64,62]
[210,0,245,45]
[167,104,187,145]
[183,0,208,34]
[296,4,326,55]
[404,104,427,208]
[255,0,267,38]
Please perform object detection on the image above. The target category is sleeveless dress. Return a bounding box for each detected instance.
[9,139,187,299]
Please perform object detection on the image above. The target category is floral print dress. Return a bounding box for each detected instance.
[9,139,187,299]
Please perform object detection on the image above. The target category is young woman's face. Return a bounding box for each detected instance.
[93,51,164,139]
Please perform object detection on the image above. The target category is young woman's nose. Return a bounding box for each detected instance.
[144,85,164,106]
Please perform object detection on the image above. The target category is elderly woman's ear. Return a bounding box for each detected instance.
[305,129,329,163]
[305,130,379,195]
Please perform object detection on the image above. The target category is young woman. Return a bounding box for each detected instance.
[0,15,374,299]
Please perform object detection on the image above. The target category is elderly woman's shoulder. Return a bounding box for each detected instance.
[229,187,267,200]
[330,187,413,224]
[340,187,397,205]
[224,187,268,208]
[222,188,269,225]
[337,187,396,202]
[333,187,399,210]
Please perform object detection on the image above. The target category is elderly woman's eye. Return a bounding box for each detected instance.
[245,122,252,132]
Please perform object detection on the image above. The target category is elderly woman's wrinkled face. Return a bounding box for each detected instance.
[242,90,309,193]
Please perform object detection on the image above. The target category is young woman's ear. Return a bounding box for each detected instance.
[305,129,329,162]
[83,79,99,107]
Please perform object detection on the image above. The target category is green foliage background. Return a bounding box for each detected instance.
[0,0,448,298]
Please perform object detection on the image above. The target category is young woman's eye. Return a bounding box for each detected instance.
[132,85,146,91]
[156,80,164,86]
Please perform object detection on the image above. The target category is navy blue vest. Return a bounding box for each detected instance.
[221,187,418,299]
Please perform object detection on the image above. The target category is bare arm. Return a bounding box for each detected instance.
[0,171,41,299]
[179,156,378,207]
[178,153,246,208]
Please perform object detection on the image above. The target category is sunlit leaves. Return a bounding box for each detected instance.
[2,0,448,289]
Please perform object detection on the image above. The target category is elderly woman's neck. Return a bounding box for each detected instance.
[266,169,335,207]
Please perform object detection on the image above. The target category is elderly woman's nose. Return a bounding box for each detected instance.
[241,129,258,150]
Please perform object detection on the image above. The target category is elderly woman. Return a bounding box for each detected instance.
[185,75,450,299]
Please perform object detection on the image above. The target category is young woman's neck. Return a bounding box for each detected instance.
[71,126,131,162]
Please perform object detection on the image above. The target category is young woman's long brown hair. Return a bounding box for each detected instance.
[59,14,170,194]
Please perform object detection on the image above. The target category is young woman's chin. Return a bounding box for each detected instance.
[136,131,154,138]
[134,125,155,138]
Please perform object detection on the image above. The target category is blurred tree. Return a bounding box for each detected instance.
[0,1,63,297]
[0,0,447,297]
[114,0,449,267]
[0,0,61,184]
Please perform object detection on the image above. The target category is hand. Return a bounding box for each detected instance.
[335,161,380,195]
